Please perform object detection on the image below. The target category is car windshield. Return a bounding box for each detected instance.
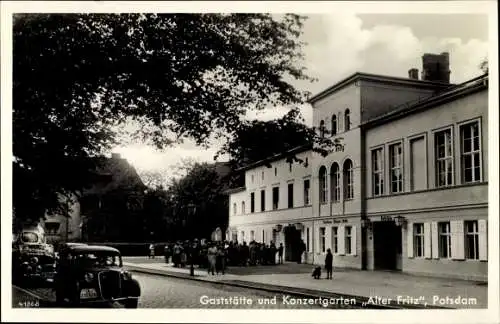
[73,252,122,267]
[21,232,39,243]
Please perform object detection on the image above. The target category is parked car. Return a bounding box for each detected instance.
[54,245,141,308]
[12,226,56,286]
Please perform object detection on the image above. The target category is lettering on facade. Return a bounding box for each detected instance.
[333,219,348,224]
[380,215,393,222]
[323,220,332,224]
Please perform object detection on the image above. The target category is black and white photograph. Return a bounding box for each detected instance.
[1,1,498,323]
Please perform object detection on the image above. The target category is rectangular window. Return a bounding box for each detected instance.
[250,193,255,213]
[389,143,403,193]
[303,179,310,205]
[306,228,310,252]
[332,227,338,254]
[262,229,265,243]
[438,222,451,258]
[261,171,264,181]
[345,226,352,254]
[435,129,453,187]
[260,190,265,212]
[272,187,279,210]
[410,136,426,191]
[289,163,292,173]
[413,223,425,257]
[251,174,254,183]
[250,230,255,242]
[233,203,237,215]
[465,220,479,260]
[319,227,326,253]
[287,183,294,208]
[460,121,481,183]
[371,148,384,196]
[241,201,246,214]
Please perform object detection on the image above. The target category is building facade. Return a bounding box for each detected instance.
[228,52,489,280]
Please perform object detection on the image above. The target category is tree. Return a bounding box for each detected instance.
[13,13,315,222]
[216,107,336,169]
[479,57,488,73]
[166,162,230,240]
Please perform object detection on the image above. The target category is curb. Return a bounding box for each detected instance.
[124,264,451,310]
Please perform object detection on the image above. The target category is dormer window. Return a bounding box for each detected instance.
[331,115,337,136]
[319,120,325,138]
[345,109,351,131]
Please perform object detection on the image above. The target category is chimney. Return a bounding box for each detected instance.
[408,68,419,80]
[421,52,451,83]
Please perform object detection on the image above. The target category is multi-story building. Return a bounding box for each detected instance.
[228,52,489,280]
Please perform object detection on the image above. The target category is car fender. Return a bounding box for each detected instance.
[123,278,141,297]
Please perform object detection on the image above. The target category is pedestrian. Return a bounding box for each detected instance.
[278,243,284,264]
[297,239,306,264]
[325,248,333,279]
[207,243,217,275]
[149,243,155,259]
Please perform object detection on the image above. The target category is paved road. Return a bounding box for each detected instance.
[12,273,359,309]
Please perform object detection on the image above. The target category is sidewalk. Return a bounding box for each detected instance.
[123,257,487,309]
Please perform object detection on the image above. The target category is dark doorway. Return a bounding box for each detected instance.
[373,221,402,270]
[284,226,301,262]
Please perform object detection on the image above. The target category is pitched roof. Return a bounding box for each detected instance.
[84,155,146,195]
[361,73,488,128]
[308,72,451,105]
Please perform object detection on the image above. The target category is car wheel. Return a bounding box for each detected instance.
[123,298,139,308]
[55,286,65,306]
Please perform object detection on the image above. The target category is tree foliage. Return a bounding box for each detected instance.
[165,162,230,240]
[13,13,314,222]
[216,107,337,169]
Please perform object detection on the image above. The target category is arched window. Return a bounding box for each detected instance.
[319,166,328,204]
[233,203,237,215]
[330,162,341,202]
[331,115,337,136]
[241,201,246,214]
[343,159,354,200]
[319,120,325,138]
[345,109,351,131]
[250,230,255,242]
[241,231,245,242]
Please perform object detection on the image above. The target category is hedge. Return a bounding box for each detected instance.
[63,242,171,256]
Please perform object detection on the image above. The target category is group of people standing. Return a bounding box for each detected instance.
[158,239,294,275]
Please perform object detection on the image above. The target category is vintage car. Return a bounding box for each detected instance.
[12,227,56,286]
[54,245,141,308]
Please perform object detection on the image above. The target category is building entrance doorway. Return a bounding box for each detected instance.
[284,226,301,262]
[373,221,402,270]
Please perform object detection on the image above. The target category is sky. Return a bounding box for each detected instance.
[114,12,489,185]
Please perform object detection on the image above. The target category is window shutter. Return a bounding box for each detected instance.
[478,219,488,261]
[338,225,346,255]
[424,223,431,259]
[407,223,414,258]
[351,226,357,256]
[431,222,439,259]
[451,221,465,260]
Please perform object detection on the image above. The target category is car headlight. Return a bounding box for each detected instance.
[122,271,132,280]
[84,272,94,283]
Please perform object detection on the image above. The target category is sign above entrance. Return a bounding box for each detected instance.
[380,215,394,222]
[332,219,348,224]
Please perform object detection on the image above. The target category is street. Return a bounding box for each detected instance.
[12,272,358,309]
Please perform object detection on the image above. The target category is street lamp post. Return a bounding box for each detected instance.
[187,203,197,277]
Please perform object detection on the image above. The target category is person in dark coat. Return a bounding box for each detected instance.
[325,248,333,279]
[278,243,284,264]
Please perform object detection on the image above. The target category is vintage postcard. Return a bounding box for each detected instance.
[1,1,498,323]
